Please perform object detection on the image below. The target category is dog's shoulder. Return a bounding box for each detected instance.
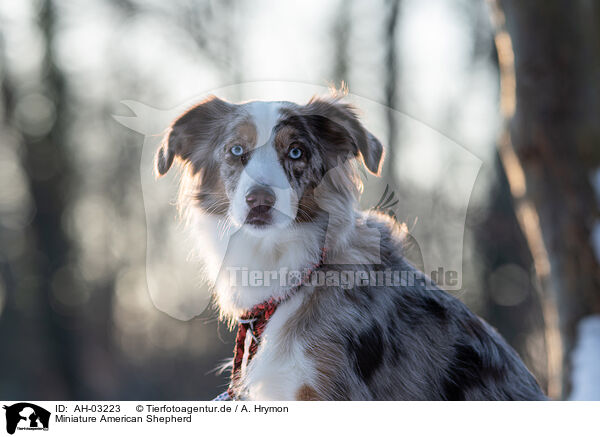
[290,211,546,400]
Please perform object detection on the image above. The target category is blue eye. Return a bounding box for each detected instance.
[230,145,244,156]
[288,147,302,159]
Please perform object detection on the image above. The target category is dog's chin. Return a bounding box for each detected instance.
[240,209,293,235]
[245,216,271,227]
[244,217,274,234]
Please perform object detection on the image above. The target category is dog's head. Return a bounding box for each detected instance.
[156,96,383,233]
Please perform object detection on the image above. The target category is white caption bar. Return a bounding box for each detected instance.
[0,401,597,437]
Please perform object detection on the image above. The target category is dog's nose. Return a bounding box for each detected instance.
[245,186,275,209]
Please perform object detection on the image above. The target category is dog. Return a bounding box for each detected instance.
[155,94,546,400]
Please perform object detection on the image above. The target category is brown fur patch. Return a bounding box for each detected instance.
[273,124,310,179]
[231,120,258,149]
[273,125,298,151]
[296,384,320,401]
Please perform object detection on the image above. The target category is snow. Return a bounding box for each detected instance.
[569,315,600,400]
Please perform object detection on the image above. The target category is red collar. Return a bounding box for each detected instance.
[227,248,327,399]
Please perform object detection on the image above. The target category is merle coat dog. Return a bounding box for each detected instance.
[156,95,546,400]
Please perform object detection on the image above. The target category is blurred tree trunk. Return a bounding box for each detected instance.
[4,0,81,398]
[383,0,400,188]
[331,0,351,84]
[475,155,549,392]
[469,11,549,393]
[490,0,600,398]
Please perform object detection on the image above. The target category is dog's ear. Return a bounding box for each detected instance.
[304,98,384,175]
[156,96,234,176]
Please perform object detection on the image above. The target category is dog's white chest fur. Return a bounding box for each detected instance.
[189,211,321,399]
[241,295,314,400]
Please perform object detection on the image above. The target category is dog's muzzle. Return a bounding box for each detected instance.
[244,186,275,226]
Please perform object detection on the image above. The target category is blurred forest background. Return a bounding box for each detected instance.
[0,0,599,400]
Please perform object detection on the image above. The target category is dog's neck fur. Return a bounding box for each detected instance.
[190,198,392,325]
[189,209,330,321]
